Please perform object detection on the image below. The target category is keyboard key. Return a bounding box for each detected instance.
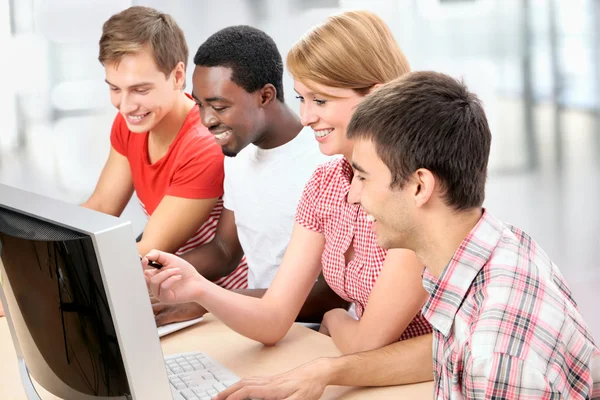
[213,382,226,392]
[180,388,195,398]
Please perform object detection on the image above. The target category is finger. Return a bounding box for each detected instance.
[145,249,183,268]
[216,385,275,400]
[140,256,150,270]
[152,302,166,313]
[149,268,180,297]
[155,311,171,327]
[149,268,181,287]
[144,268,160,279]
[159,275,182,292]
[214,378,269,400]
[285,393,305,400]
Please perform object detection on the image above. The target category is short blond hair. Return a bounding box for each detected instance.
[98,6,188,81]
[287,10,410,95]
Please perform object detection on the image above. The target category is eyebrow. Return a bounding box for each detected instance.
[104,79,154,89]
[351,161,368,175]
[205,96,229,103]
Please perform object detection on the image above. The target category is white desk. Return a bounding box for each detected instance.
[0,315,433,399]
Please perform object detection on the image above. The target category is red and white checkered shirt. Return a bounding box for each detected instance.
[296,158,431,340]
[422,209,600,399]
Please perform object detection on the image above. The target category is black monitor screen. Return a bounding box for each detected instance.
[0,206,131,397]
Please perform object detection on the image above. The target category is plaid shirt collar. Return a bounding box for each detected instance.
[422,209,505,337]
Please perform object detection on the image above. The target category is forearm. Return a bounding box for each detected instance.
[182,242,243,281]
[326,311,361,354]
[320,333,433,387]
[196,283,292,346]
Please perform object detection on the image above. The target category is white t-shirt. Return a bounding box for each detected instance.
[223,127,330,289]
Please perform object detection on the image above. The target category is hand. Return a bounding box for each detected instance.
[214,359,330,400]
[142,249,204,304]
[153,302,207,327]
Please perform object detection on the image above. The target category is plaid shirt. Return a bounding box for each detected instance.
[296,157,431,340]
[422,210,600,399]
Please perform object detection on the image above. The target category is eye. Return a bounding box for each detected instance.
[295,95,304,102]
[313,98,327,106]
[134,88,150,94]
[109,86,120,92]
[213,106,227,112]
[355,175,365,182]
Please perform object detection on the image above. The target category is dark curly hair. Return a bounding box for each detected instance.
[194,25,284,102]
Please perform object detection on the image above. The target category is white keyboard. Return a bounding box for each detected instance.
[165,352,240,400]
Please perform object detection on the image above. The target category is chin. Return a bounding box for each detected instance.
[317,142,341,157]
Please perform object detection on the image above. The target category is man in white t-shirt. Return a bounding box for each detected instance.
[152,26,346,326]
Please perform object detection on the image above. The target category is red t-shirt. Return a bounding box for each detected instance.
[110,103,247,289]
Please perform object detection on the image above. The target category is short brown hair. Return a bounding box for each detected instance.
[287,10,410,95]
[347,71,491,210]
[98,6,188,83]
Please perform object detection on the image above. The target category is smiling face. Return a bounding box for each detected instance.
[293,79,364,159]
[350,138,417,250]
[192,65,265,157]
[104,48,182,133]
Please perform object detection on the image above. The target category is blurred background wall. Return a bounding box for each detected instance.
[0,0,598,337]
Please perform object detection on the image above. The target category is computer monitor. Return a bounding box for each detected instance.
[0,183,172,399]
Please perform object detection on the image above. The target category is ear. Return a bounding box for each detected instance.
[172,61,186,90]
[413,168,436,208]
[367,83,384,94]
[258,83,277,108]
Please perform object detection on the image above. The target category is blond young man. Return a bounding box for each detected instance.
[83,6,247,290]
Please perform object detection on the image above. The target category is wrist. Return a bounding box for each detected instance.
[190,273,209,303]
[313,357,338,386]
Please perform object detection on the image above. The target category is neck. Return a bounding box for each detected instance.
[149,91,195,148]
[415,207,483,278]
[253,101,304,149]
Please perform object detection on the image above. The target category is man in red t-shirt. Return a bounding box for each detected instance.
[82,6,247,289]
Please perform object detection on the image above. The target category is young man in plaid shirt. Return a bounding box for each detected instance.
[216,71,600,400]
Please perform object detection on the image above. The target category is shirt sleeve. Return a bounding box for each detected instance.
[109,113,129,156]
[166,135,225,199]
[464,354,554,399]
[295,165,323,233]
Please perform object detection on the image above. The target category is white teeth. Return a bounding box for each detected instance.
[366,214,376,222]
[314,129,333,138]
[128,113,148,121]
[215,131,231,140]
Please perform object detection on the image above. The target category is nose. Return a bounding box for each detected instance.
[347,176,361,205]
[201,107,219,129]
[300,102,318,126]
[118,92,137,114]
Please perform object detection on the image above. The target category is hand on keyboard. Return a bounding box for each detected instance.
[212,359,329,400]
[154,301,207,327]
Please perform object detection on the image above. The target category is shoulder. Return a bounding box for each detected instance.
[309,157,348,185]
[175,117,222,158]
